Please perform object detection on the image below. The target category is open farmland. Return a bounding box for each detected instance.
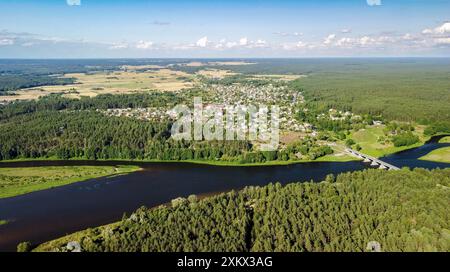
[1,68,195,101]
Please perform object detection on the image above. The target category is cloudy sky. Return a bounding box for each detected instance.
[0,0,449,58]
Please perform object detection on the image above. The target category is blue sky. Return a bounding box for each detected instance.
[0,0,449,58]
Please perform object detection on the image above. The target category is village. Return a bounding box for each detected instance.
[101,79,320,133]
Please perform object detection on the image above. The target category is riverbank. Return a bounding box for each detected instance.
[0,153,359,167]
[0,165,141,199]
[2,134,448,168]
[0,157,359,167]
[33,168,450,252]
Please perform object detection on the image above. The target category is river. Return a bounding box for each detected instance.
[0,135,448,251]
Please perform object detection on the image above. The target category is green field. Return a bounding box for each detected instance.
[419,147,450,164]
[439,136,450,143]
[349,126,424,158]
[0,165,140,199]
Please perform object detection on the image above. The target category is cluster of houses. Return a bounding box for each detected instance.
[203,83,311,132]
[317,108,362,121]
[205,83,303,106]
[100,107,171,122]
[100,81,318,135]
[280,106,315,132]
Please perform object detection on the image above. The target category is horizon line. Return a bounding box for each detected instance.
[1,56,450,60]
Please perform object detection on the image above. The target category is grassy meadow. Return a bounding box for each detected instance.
[419,147,450,163]
[0,165,140,199]
[349,125,426,158]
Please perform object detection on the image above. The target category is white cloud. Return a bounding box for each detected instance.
[196,36,208,48]
[359,36,376,46]
[434,37,450,45]
[335,37,354,47]
[225,41,238,48]
[332,34,399,48]
[274,31,303,37]
[434,22,450,34]
[211,37,266,49]
[0,38,14,46]
[402,33,413,40]
[239,37,248,46]
[422,29,433,35]
[323,34,336,45]
[136,40,153,49]
[273,31,289,36]
[341,29,351,34]
[296,41,307,48]
[66,0,81,6]
[109,43,129,50]
[422,22,450,35]
[366,0,381,6]
[252,39,267,48]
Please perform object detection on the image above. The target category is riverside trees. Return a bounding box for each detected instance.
[36,168,450,252]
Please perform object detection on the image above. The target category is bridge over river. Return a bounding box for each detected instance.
[346,148,400,170]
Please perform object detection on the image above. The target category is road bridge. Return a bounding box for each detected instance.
[346,148,400,170]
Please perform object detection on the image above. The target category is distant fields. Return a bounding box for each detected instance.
[1,68,194,101]
[0,165,140,199]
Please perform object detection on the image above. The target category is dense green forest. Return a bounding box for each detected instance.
[34,168,450,252]
[289,66,450,123]
[0,110,251,161]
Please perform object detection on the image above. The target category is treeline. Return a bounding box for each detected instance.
[0,111,251,161]
[201,75,282,87]
[0,110,332,163]
[0,74,74,93]
[0,93,183,120]
[34,168,450,252]
[424,122,450,136]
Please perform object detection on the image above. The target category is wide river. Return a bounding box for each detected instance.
[0,136,448,251]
